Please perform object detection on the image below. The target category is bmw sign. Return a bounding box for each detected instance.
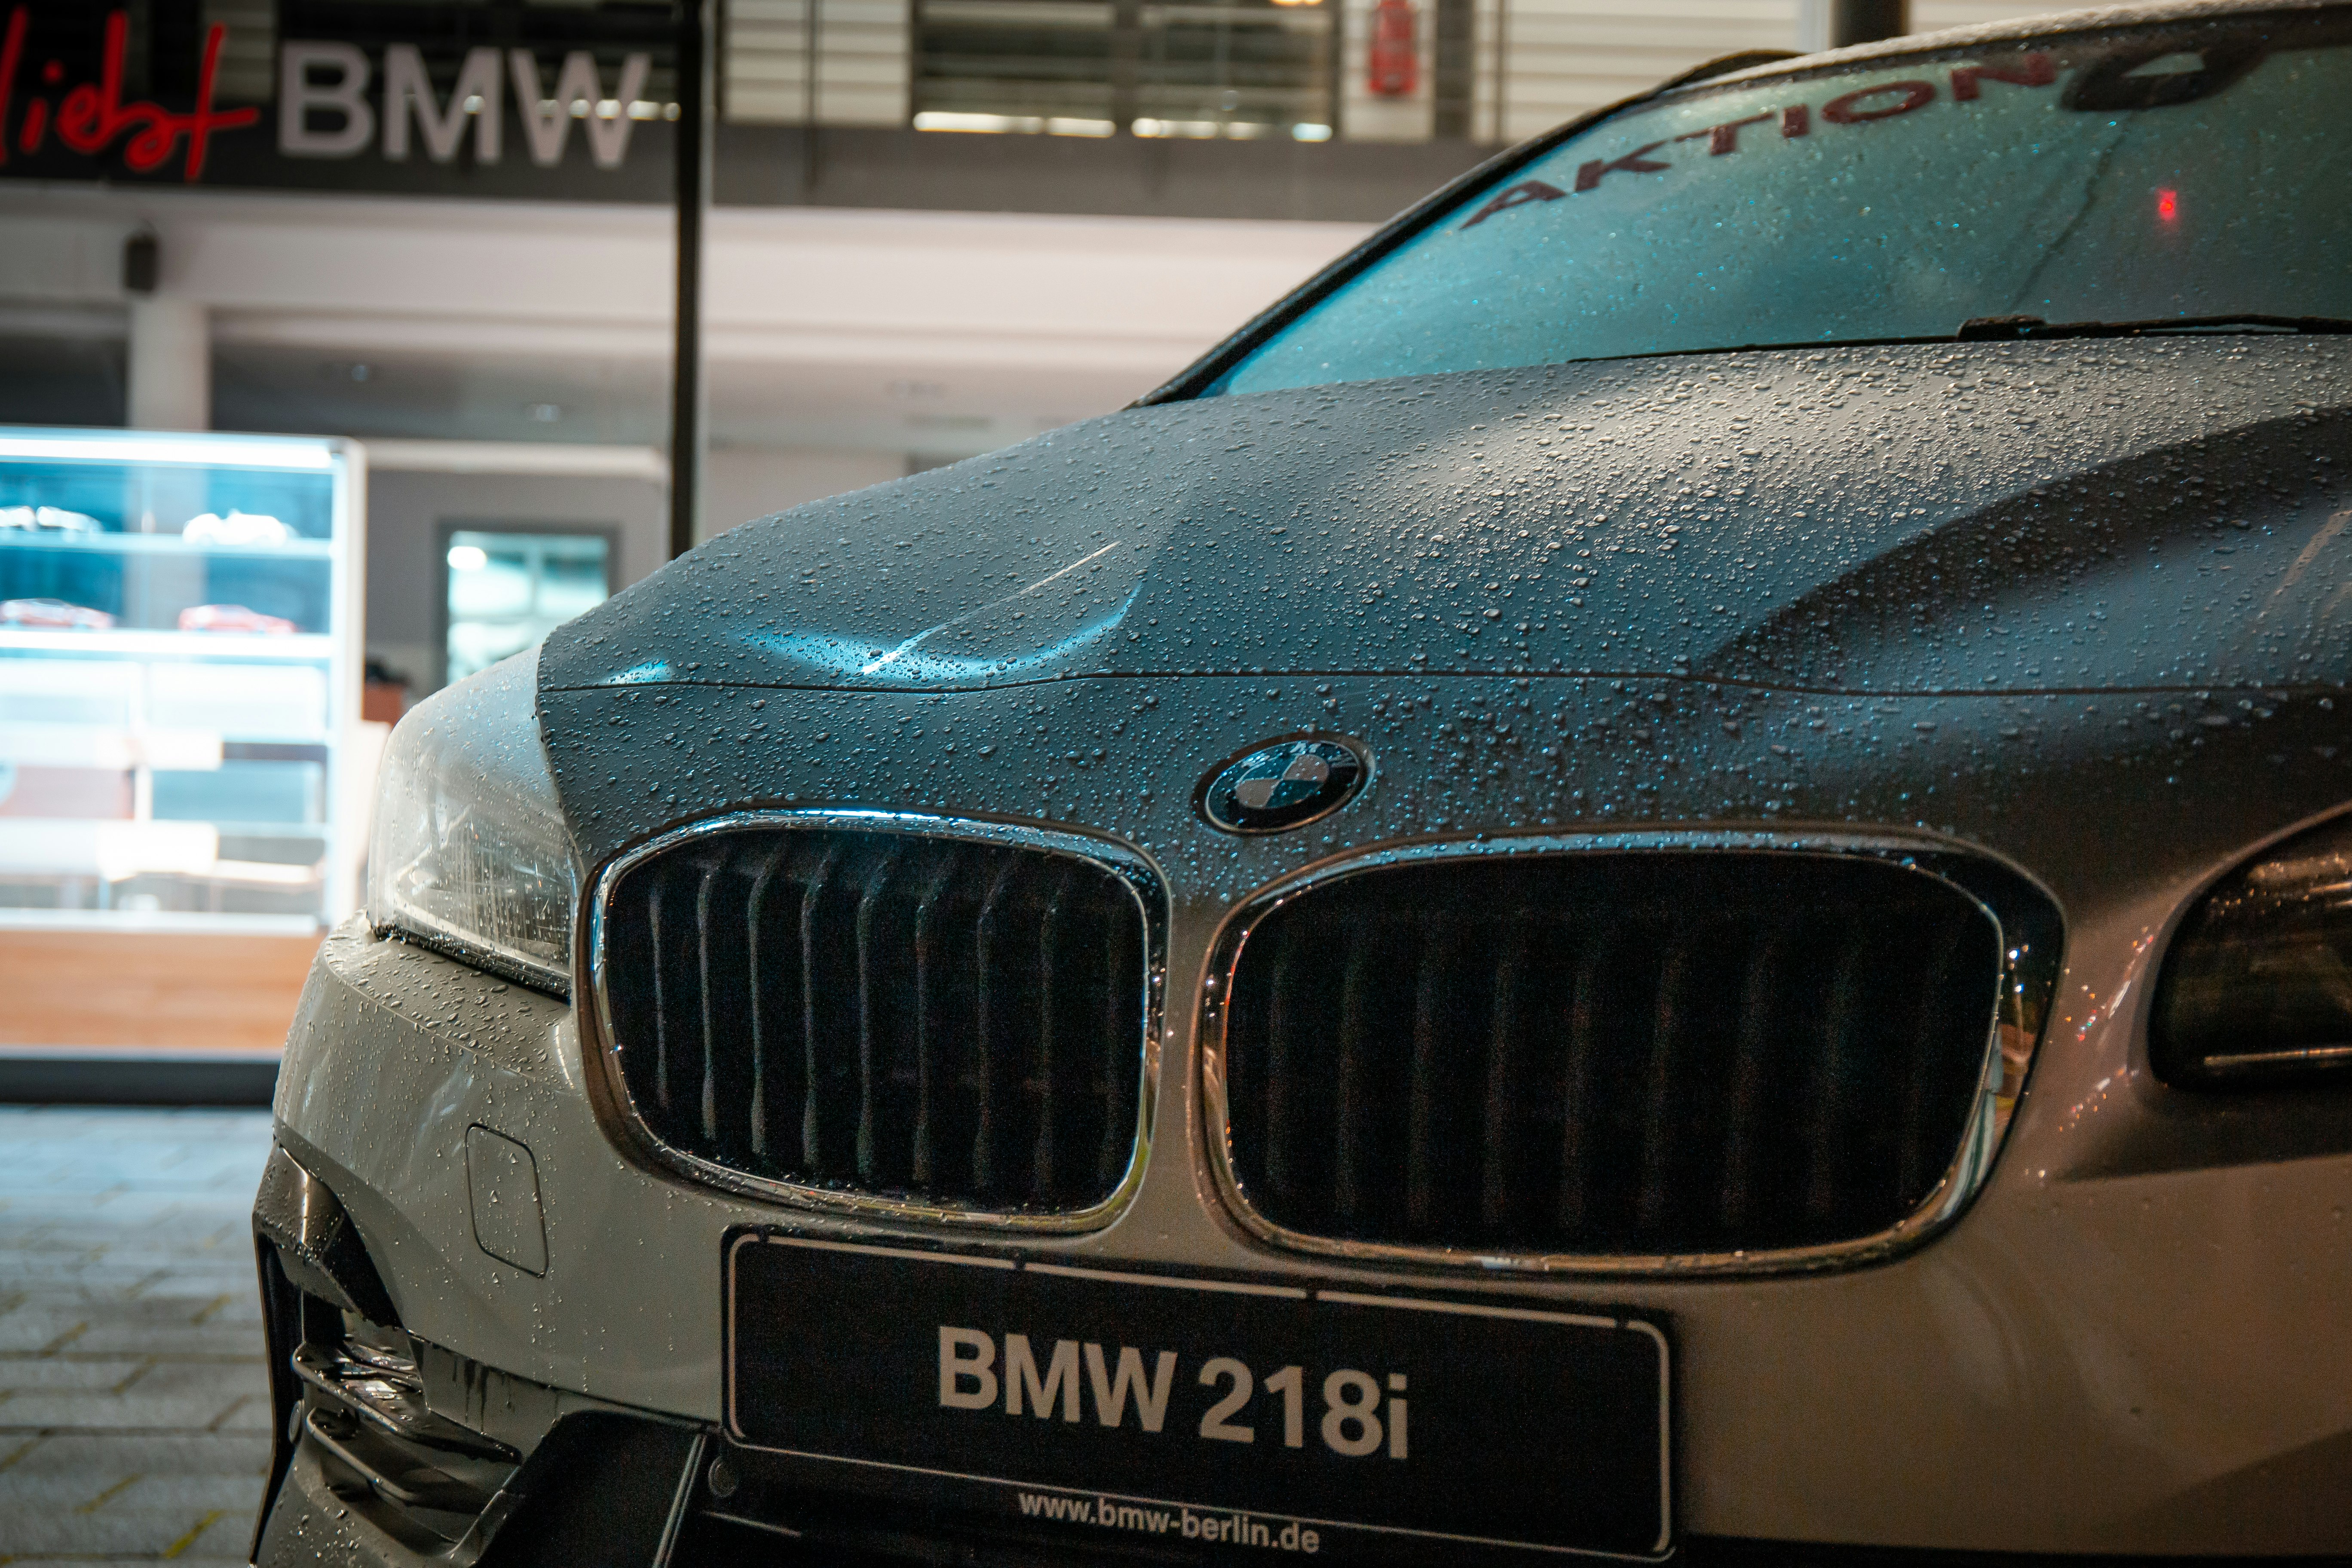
[1197,737,1370,835]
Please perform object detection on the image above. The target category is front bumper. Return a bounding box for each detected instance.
[261,845,2352,1563]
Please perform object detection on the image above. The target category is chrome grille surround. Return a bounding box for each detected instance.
[1197,829,2061,1278]
[583,810,1165,1232]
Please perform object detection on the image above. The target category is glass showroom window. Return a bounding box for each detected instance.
[443,528,611,686]
[0,428,364,928]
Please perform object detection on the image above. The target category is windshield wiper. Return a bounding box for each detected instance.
[1957,313,2352,341]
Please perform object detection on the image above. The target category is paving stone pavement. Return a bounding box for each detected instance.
[0,1107,276,1565]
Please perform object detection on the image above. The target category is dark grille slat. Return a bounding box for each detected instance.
[1805,930,1873,1225]
[1901,918,1977,1200]
[1404,924,1454,1237]
[1259,925,1295,1208]
[744,842,792,1159]
[971,857,1023,1198]
[1636,934,1699,1234]
[1554,935,1611,1236]
[646,881,671,1114]
[852,847,899,1182]
[695,861,723,1143]
[909,849,961,1188]
[1225,854,2012,1258]
[604,827,1147,1215]
[1032,867,1070,1202]
[1333,934,1379,1228]
[798,842,841,1171]
[1716,930,1790,1231]
[1478,935,1526,1233]
[1097,916,1133,1194]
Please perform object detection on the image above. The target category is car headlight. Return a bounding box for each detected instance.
[2151,811,2352,1088]
[365,645,580,995]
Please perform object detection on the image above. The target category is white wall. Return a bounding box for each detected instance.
[704,444,910,536]
[0,189,1369,458]
[1493,0,1800,142]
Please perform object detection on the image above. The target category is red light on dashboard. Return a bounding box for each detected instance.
[2158,189,2179,222]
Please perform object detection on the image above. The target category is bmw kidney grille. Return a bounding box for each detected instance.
[1213,850,2052,1262]
[596,822,1152,1218]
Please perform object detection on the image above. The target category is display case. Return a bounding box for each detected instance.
[0,428,366,934]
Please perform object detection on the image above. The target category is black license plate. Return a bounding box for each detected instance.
[723,1234,1670,1562]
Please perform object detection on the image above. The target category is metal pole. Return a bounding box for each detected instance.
[669,0,716,560]
[1490,0,1507,146]
[1109,0,1139,135]
[803,0,821,193]
[1829,0,1906,47]
[1431,0,1473,138]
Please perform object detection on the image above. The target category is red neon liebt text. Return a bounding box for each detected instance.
[0,6,260,180]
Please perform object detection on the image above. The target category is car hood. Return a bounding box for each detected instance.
[541,337,2352,699]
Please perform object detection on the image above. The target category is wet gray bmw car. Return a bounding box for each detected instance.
[254,2,2352,1561]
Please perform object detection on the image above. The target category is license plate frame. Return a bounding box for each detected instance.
[723,1232,1672,1563]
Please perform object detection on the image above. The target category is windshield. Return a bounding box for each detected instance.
[1209,9,2352,395]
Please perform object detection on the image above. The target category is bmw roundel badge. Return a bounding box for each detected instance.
[1197,736,1370,835]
